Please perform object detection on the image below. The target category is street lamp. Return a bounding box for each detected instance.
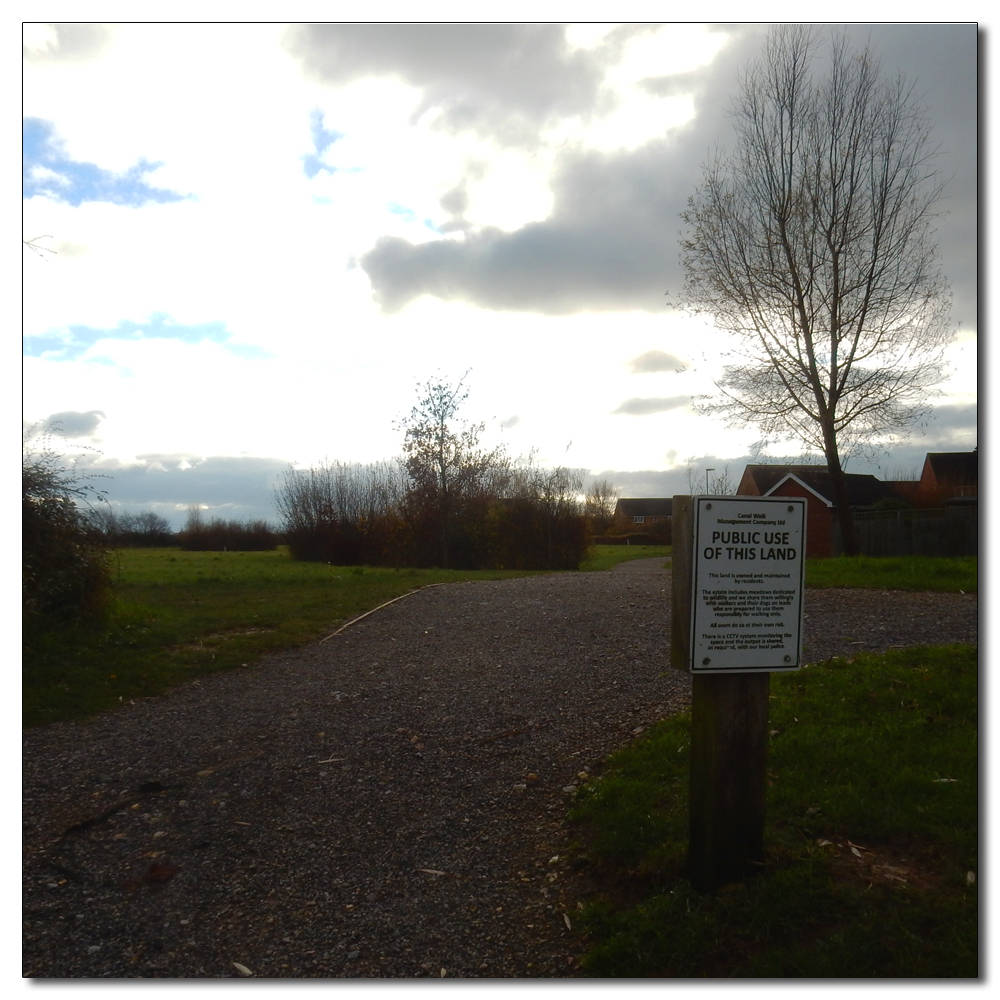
[705,468,715,494]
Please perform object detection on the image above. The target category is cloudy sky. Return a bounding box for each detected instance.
[22,19,978,527]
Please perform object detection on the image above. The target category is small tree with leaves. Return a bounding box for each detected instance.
[398,374,507,568]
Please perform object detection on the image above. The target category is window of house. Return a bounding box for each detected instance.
[633,515,645,524]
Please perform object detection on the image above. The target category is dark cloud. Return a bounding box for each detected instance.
[586,455,743,498]
[355,27,763,315]
[639,70,702,98]
[23,23,112,63]
[283,24,615,146]
[356,25,974,325]
[362,136,700,314]
[45,410,105,437]
[629,350,687,373]
[92,455,291,529]
[593,422,978,497]
[612,396,690,416]
[837,25,978,333]
[588,468,692,498]
[922,403,977,434]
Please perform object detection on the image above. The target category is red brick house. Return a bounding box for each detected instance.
[759,473,836,557]
[736,451,978,556]
[912,451,978,507]
[613,498,673,527]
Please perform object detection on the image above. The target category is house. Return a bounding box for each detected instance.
[613,498,673,527]
[913,451,978,507]
[736,451,978,556]
[737,465,904,506]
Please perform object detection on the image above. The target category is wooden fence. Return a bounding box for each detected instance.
[833,505,978,558]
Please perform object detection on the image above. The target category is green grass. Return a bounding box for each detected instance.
[23,547,546,728]
[806,556,977,593]
[568,644,978,977]
[580,544,671,572]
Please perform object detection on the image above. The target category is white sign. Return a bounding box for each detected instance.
[690,497,806,673]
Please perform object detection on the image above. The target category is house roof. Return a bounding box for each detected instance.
[738,465,830,495]
[764,473,834,506]
[615,498,673,518]
[743,465,901,508]
[924,451,978,485]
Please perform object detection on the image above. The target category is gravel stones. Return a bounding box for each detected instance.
[23,559,977,978]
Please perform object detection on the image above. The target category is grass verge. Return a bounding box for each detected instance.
[580,544,671,572]
[568,644,978,978]
[805,556,976,593]
[23,547,546,728]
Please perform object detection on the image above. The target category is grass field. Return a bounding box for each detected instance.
[805,555,977,593]
[580,544,671,571]
[569,643,978,977]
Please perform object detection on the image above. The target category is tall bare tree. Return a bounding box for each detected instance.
[679,27,953,553]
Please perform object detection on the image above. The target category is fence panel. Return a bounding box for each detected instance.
[832,507,978,557]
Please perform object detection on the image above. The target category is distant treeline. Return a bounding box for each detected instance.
[87,509,176,547]
[88,507,280,552]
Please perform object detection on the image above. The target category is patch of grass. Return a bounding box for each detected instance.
[580,544,671,572]
[569,644,978,977]
[23,547,545,728]
[806,556,977,593]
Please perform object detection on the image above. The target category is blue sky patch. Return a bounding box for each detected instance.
[387,202,415,222]
[23,118,190,207]
[387,202,440,232]
[23,314,272,362]
[302,109,343,179]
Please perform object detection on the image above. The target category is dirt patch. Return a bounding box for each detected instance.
[815,836,946,891]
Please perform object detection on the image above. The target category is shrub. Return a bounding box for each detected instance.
[179,515,277,551]
[23,442,112,630]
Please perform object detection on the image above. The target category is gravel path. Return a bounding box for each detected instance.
[22,559,977,978]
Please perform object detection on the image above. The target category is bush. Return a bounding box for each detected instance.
[179,516,277,552]
[483,495,591,570]
[23,443,112,630]
[277,459,591,571]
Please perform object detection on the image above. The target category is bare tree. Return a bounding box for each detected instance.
[584,477,619,532]
[683,461,736,496]
[679,26,953,553]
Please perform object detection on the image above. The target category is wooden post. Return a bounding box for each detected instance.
[671,495,788,893]
[688,672,769,892]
